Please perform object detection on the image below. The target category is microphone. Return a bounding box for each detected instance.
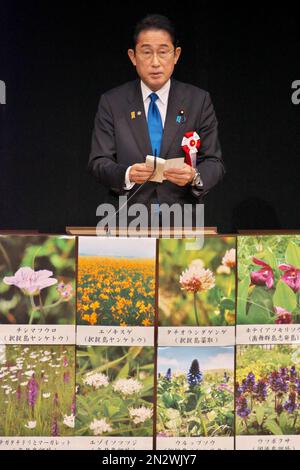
[102,152,158,234]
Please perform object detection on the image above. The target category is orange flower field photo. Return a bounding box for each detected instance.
[77,238,156,326]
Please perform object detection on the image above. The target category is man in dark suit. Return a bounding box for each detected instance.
[88,14,224,225]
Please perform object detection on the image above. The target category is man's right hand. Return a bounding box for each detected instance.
[129,163,154,184]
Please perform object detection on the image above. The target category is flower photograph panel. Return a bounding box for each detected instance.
[0,345,75,436]
[236,345,300,435]
[0,236,76,325]
[159,237,236,326]
[157,347,234,437]
[76,346,154,437]
[77,238,156,326]
[238,235,300,325]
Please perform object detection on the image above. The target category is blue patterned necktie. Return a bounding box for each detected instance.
[147,93,163,156]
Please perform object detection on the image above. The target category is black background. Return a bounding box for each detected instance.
[0,1,299,233]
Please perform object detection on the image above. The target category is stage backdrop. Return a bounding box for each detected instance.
[0,2,299,233]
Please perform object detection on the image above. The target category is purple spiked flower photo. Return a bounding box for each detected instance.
[27,374,39,409]
[187,359,203,387]
[237,345,300,436]
[0,345,75,437]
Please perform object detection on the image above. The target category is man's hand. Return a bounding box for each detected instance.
[129,163,154,184]
[164,164,195,186]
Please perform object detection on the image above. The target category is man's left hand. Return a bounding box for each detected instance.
[163,164,195,186]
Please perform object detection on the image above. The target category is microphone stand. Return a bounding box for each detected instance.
[103,152,157,235]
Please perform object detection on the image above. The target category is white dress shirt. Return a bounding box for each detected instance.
[124,79,171,189]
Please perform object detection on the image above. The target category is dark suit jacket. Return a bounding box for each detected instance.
[88,78,225,207]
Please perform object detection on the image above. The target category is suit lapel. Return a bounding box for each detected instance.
[160,79,187,157]
[126,80,152,161]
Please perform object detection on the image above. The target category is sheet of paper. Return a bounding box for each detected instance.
[146,155,185,183]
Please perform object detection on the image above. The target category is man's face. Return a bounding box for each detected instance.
[128,29,181,91]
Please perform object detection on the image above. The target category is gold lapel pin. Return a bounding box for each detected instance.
[131,111,136,119]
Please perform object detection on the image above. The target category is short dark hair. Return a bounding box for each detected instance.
[133,14,177,48]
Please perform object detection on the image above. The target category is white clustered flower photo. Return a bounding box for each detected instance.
[112,378,143,396]
[24,421,37,429]
[83,372,109,389]
[89,418,112,435]
[63,414,75,428]
[129,406,153,424]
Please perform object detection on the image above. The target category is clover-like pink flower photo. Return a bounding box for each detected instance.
[179,262,215,326]
[222,248,236,268]
[179,264,215,294]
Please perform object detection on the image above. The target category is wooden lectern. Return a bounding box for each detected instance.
[238,229,300,235]
[66,226,217,237]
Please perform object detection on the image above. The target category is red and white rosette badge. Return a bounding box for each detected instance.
[181,131,201,167]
